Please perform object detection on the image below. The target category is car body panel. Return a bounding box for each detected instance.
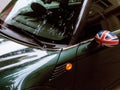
[0,38,61,89]
[74,46,120,90]
[0,36,92,89]
[0,0,120,90]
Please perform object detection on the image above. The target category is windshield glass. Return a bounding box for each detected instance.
[0,0,83,45]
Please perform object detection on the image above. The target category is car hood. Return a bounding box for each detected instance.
[0,37,61,90]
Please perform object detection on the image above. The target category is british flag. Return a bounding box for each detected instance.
[95,30,119,47]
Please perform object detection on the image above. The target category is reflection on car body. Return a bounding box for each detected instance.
[0,0,120,90]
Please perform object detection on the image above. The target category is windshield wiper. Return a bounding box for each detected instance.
[0,24,44,48]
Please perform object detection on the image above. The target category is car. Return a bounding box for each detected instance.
[0,0,120,90]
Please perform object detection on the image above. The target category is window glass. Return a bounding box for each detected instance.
[0,0,83,44]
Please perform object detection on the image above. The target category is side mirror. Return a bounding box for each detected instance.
[95,30,119,47]
[88,30,119,49]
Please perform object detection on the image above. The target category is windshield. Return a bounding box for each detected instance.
[0,0,84,46]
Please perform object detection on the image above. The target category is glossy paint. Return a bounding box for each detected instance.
[1,0,120,90]
[0,37,60,90]
[0,37,91,90]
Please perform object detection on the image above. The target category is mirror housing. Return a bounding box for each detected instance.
[87,30,119,52]
[95,30,119,47]
[89,30,119,49]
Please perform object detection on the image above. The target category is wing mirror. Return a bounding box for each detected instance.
[95,30,119,47]
[88,30,119,49]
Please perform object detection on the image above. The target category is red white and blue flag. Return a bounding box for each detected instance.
[95,30,119,47]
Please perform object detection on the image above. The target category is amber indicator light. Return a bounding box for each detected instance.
[65,63,72,71]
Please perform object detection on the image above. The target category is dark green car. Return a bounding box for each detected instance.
[0,0,120,90]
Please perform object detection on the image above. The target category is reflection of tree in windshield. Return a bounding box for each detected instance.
[5,0,82,43]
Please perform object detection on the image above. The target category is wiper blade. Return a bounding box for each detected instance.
[0,24,44,49]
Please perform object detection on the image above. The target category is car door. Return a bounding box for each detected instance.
[74,45,120,90]
[73,0,120,88]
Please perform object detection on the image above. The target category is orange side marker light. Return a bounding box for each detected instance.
[65,63,72,71]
